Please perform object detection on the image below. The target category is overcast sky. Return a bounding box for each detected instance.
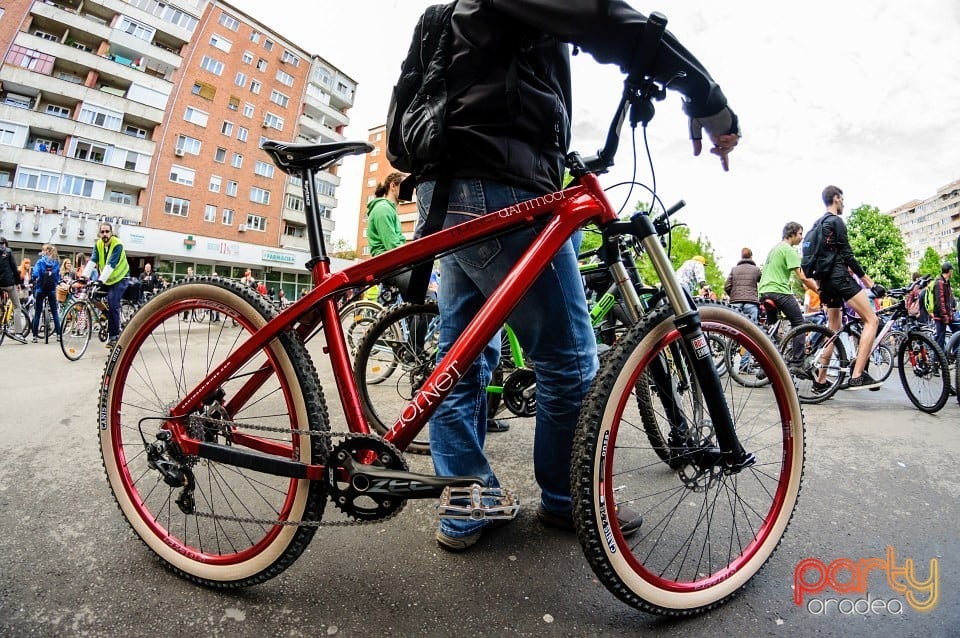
[228,0,960,270]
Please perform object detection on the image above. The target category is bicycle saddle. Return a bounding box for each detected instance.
[261,140,373,175]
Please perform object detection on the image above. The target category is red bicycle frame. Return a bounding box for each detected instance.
[169,174,618,464]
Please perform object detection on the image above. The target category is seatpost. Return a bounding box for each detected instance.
[301,168,329,262]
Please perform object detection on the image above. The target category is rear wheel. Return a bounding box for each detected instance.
[99,277,329,587]
[897,332,949,413]
[60,301,93,361]
[573,304,804,615]
[120,300,137,327]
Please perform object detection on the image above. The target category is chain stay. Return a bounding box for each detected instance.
[184,416,403,528]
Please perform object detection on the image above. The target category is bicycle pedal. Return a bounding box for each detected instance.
[437,484,520,522]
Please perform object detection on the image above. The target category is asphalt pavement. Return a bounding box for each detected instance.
[0,333,957,637]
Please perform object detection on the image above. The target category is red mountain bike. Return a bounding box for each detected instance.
[98,73,804,615]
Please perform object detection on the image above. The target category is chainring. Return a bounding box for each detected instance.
[503,368,537,417]
[325,435,408,521]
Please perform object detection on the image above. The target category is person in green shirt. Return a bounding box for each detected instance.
[366,172,406,257]
[758,221,819,368]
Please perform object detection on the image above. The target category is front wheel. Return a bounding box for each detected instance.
[99,277,329,587]
[897,331,950,413]
[778,323,847,403]
[572,305,805,616]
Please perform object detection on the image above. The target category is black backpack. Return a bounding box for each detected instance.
[40,262,56,293]
[800,213,836,281]
[385,2,458,174]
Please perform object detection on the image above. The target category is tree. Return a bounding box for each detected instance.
[329,238,357,260]
[917,246,942,279]
[845,204,909,289]
[635,225,723,292]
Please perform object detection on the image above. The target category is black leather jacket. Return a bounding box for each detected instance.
[439,0,729,194]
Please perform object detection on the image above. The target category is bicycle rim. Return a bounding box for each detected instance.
[779,324,846,403]
[354,302,441,454]
[573,305,804,615]
[61,301,92,360]
[99,278,329,586]
[897,333,949,413]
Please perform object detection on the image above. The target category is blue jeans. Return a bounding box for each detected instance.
[105,278,130,339]
[32,289,61,338]
[730,302,758,369]
[418,179,598,539]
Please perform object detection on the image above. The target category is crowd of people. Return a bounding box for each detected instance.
[2,220,298,348]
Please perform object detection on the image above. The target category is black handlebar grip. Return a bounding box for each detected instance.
[628,12,668,83]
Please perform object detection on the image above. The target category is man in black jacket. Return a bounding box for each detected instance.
[817,185,883,390]
[411,1,740,551]
[0,236,24,334]
[930,263,956,351]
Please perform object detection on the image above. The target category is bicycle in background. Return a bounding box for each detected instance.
[780,277,950,412]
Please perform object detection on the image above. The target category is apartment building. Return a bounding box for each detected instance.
[886,178,960,268]
[0,0,356,298]
[355,124,417,259]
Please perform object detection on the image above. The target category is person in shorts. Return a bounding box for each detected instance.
[815,185,883,391]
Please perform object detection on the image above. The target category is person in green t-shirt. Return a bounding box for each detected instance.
[758,221,819,367]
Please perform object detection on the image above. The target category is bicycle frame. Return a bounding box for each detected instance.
[161,169,746,476]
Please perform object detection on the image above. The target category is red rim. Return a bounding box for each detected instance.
[604,319,795,593]
[107,298,304,565]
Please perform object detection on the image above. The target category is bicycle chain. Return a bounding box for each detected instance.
[185,416,407,528]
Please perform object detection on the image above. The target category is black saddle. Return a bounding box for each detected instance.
[260,140,373,175]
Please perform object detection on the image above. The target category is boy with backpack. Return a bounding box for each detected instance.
[30,243,62,342]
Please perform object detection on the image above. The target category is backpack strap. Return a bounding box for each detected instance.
[402,177,450,304]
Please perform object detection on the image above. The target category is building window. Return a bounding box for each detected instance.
[246,213,267,231]
[237,127,248,142]
[183,106,208,127]
[45,104,70,118]
[209,175,222,192]
[263,112,284,131]
[204,204,217,222]
[214,147,227,163]
[124,124,148,138]
[235,72,247,88]
[109,191,134,205]
[269,90,289,108]
[368,162,379,172]
[242,50,253,64]
[73,141,107,164]
[200,56,225,76]
[227,96,240,111]
[169,164,195,186]
[116,16,155,42]
[250,187,270,205]
[285,193,304,212]
[256,58,267,72]
[254,160,274,178]
[78,104,123,131]
[250,80,261,95]
[243,103,255,118]
[250,30,261,43]
[191,81,216,100]
[123,150,141,171]
[231,153,243,168]
[221,121,234,136]
[16,168,60,193]
[222,208,234,225]
[219,13,240,31]
[281,50,300,67]
[164,196,190,217]
[226,180,238,197]
[263,39,274,51]
[209,34,232,53]
[175,135,201,155]
[275,70,294,87]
